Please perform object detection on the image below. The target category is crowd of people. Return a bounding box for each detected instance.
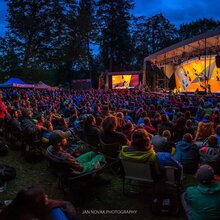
[1,87,220,219]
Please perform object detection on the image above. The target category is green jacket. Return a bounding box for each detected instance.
[119,145,156,163]
[185,183,220,220]
[119,145,160,181]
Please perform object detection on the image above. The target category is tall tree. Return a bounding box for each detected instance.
[130,16,149,69]
[76,0,96,79]
[97,0,134,72]
[6,0,53,80]
[0,36,22,81]
[145,13,178,54]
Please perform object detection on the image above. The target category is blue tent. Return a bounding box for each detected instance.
[4,77,26,85]
[0,77,34,88]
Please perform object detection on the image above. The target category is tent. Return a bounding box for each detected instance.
[0,77,34,88]
[35,81,59,90]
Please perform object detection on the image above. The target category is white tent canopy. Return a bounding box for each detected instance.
[143,29,220,84]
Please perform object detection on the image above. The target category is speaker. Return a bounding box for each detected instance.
[215,56,220,68]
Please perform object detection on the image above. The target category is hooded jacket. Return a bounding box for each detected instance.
[119,145,156,163]
[119,145,160,181]
[185,183,220,220]
[174,140,199,174]
[200,146,220,175]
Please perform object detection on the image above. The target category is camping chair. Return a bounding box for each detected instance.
[47,158,106,193]
[84,133,100,150]
[68,129,97,152]
[120,158,155,195]
[99,139,121,174]
[163,166,183,193]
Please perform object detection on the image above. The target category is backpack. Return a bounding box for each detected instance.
[0,164,16,181]
[151,193,179,216]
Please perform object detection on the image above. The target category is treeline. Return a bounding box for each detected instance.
[0,0,219,87]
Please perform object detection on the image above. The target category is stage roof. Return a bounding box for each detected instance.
[144,29,220,65]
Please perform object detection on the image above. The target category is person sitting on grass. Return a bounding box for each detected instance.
[181,165,220,220]
[199,135,220,175]
[0,186,77,220]
[46,130,106,174]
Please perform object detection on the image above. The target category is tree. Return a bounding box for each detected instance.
[145,13,178,54]
[97,0,134,71]
[0,36,22,81]
[6,0,54,80]
[179,18,220,41]
[130,16,149,69]
[76,0,96,80]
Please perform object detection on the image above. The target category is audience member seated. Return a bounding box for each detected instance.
[100,116,128,146]
[8,109,22,137]
[119,129,160,181]
[0,186,76,220]
[214,124,220,147]
[174,133,199,174]
[142,117,157,135]
[194,114,214,145]
[121,121,135,141]
[199,135,220,175]
[46,130,105,174]
[185,119,195,138]
[83,114,101,148]
[151,128,167,152]
[156,143,182,181]
[162,130,176,154]
[21,108,47,144]
[158,114,174,134]
[182,165,220,220]
[173,117,187,142]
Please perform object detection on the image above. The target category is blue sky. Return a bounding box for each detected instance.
[0,0,220,36]
[134,0,220,26]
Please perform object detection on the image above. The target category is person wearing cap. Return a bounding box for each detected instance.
[46,130,105,173]
[182,165,220,220]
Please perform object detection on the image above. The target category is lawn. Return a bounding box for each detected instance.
[0,136,197,220]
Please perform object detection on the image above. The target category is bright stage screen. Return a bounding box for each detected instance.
[175,56,220,92]
[112,74,139,89]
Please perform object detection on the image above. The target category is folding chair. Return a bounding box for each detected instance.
[120,158,155,194]
[84,133,100,150]
[99,139,121,174]
[47,158,106,193]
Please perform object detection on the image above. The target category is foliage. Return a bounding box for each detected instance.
[179,18,220,41]
[96,0,134,71]
[0,1,219,86]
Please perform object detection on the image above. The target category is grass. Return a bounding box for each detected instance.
[0,136,198,220]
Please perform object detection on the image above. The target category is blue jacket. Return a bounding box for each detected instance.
[157,152,182,171]
[174,140,199,174]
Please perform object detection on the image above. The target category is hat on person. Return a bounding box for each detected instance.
[196,165,214,184]
[49,130,71,146]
